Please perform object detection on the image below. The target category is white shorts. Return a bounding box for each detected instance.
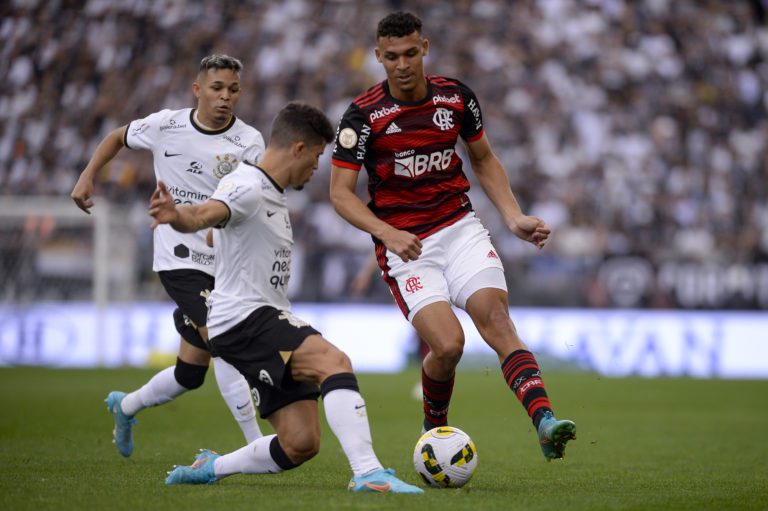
[379,213,507,322]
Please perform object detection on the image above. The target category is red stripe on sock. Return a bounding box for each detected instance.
[526,396,552,417]
[502,355,536,378]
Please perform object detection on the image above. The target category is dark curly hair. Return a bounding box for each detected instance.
[376,11,422,39]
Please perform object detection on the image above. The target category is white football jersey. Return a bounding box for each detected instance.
[206,162,293,338]
[125,108,265,275]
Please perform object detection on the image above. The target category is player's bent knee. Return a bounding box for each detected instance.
[174,357,208,390]
[483,308,516,336]
[281,431,320,464]
[432,342,464,366]
[313,348,353,381]
[476,308,525,352]
[486,305,512,326]
[293,342,353,382]
[315,337,352,369]
[332,349,353,373]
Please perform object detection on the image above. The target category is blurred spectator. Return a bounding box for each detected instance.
[1,0,767,309]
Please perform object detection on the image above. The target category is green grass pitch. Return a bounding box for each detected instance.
[1,366,766,510]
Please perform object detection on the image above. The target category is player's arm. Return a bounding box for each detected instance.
[149,181,229,233]
[329,165,422,262]
[71,125,128,214]
[466,134,550,249]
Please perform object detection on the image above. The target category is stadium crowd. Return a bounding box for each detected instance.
[2,0,767,308]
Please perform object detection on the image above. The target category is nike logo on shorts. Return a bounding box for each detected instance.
[164,150,182,157]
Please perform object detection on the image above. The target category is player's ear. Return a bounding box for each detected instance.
[423,38,429,57]
[292,140,306,158]
[192,81,201,99]
[374,47,382,63]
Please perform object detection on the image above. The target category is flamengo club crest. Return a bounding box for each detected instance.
[404,276,423,294]
[432,108,453,131]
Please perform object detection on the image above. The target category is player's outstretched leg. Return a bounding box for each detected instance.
[537,411,576,461]
[105,391,137,457]
[319,372,423,494]
[165,449,220,485]
[348,468,424,494]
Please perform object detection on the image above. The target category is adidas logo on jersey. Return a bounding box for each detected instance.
[385,122,402,134]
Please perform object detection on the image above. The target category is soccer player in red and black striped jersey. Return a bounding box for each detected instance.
[330,11,576,460]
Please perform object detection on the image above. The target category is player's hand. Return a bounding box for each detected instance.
[70,175,95,214]
[380,227,422,262]
[510,215,551,249]
[148,181,178,229]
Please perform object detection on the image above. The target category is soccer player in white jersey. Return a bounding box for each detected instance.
[71,54,264,457]
[148,102,422,494]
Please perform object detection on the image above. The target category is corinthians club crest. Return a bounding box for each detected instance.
[213,153,238,178]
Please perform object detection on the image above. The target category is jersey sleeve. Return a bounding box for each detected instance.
[457,81,484,143]
[331,103,367,171]
[210,169,261,227]
[241,127,266,163]
[124,109,171,151]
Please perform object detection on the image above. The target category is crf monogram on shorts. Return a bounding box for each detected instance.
[405,276,423,293]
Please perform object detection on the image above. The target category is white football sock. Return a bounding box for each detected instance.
[212,357,263,443]
[120,366,186,416]
[323,388,383,476]
[213,434,283,478]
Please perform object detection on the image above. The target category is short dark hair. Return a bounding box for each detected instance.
[377,11,423,39]
[199,54,243,74]
[269,102,334,149]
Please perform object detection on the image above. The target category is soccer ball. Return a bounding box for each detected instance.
[413,426,478,488]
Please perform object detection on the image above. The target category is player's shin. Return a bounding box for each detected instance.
[321,373,383,477]
[120,365,187,416]
[421,367,454,431]
[501,349,552,427]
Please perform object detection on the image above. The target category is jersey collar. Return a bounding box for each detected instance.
[383,78,432,106]
[189,108,237,135]
[243,161,284,193]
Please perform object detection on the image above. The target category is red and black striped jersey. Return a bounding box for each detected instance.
[332,76,485,239]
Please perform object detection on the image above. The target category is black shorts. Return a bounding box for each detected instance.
[208,306,321,418]
[158,269,214,351]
